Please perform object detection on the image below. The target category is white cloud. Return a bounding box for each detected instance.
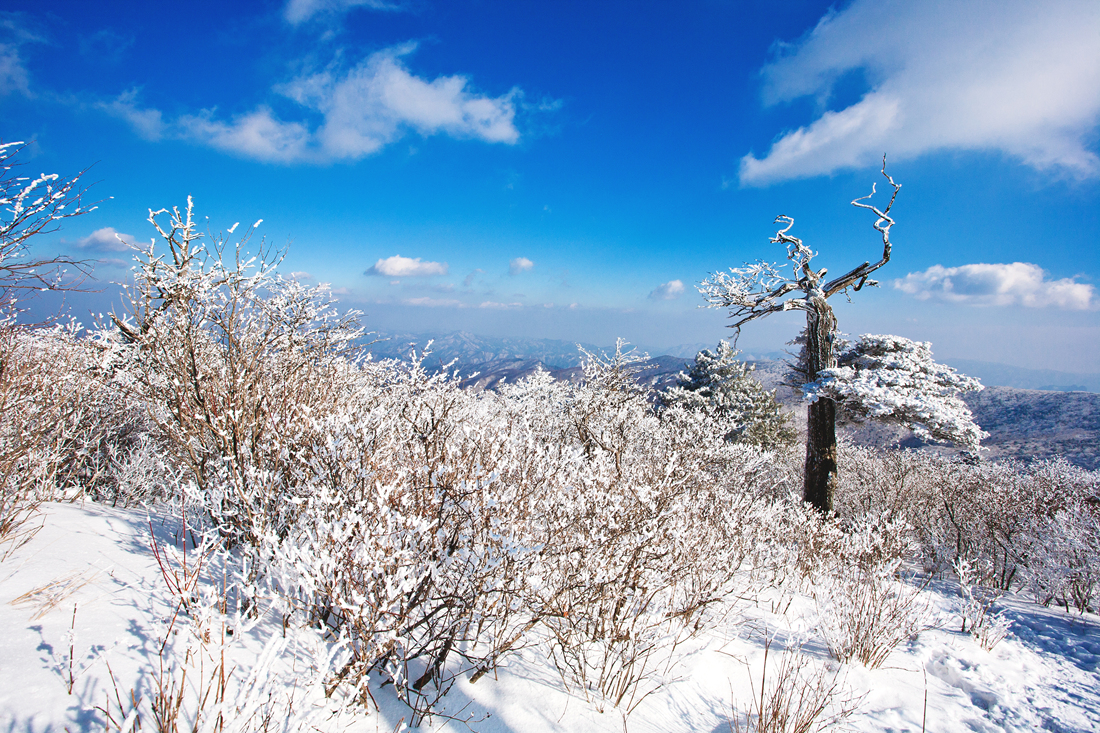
[509,257,534,275]
[404,296,462,307]
[648,279,685,300]
[479,301,523,309]
[0,41,30,95]
[73,227,137,252]
[105,45,521,164]
[893,262,1095,310]
[367,254,448,277]
[0,14,43,97]
[740,0,1100,185]
[179,107,313,163]
[98,89,165,140]
[284,0,403,25]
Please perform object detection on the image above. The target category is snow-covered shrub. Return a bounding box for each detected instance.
[660,340,795,448]
[954,558,1010,651]
[834,443,1100,615]
[808,514,928,668]
[508,345,791,712]
[1021,495,1100,614]
[105,198,363,546]
[0,322,132,548]
[257,354,549,723]
[832,444,935,524]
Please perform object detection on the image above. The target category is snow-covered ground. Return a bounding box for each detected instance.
[3,501,1098,733]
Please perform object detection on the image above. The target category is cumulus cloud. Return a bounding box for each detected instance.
[105,45,521,164]
[893,262,1095,310]
[367,254,448,277]
[740,0,1100,185]
[509,257,534,275]
[73,227,137,252]
[284,0,403,25]
[648,279,684,300]
[179,107,313,163]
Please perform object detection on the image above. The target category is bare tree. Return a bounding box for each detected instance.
[699,157,900,513]
[0,140,95,316]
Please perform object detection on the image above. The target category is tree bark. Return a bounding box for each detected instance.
[803,297,838,513]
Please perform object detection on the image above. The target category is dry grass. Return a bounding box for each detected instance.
[9,569,98,620]
[729,636,861,733]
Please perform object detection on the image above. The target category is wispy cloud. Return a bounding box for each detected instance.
[894,262,1095,310]
[404,296,462,307]
[648,279,684,300]
[367,254,448,277]
[0,43,30,95]
[72,227,137,252]
[98,88,166,140]
[462,269,483,288]
[479,301,523,309]
[509,257,534,275]
[284,0,404,26]
[0,12,43,97]
[105,44,522,164]
[78,28,135,64]
[740,0,1100,185]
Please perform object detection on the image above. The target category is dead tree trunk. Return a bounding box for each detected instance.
[803,297,838,513]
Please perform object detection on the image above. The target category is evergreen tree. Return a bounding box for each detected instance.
[662,340,796,448]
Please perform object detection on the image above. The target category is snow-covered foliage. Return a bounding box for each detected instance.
[1,195,1098,729]
[105,197,363,546]
[834,444,1100,613]
[803,334,986,451]
[661,340,796,448]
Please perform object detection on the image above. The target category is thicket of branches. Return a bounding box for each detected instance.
[1,194,1097,728]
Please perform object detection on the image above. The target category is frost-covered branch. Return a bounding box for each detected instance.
[0,141,95,313]
[823,155,901,297]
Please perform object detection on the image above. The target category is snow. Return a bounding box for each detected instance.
[3,501,1097,732]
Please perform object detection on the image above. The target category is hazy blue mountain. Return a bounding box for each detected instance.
[944,359,1100,393]
[365,331,613,369]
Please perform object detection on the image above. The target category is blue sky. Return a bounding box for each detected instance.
[4,0,1099,371]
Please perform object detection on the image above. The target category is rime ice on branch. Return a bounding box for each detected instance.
[0,141,94,315]
[699,157,981,513]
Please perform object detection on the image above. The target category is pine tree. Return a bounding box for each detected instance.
[699,159,901,512]
[662,340,796,448]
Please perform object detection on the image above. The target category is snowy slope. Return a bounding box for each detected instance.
[2,502,1098,733]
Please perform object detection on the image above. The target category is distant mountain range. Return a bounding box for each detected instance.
[364,331,1098,394]
[938,359,1100,393]
[363,330,1100,470]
